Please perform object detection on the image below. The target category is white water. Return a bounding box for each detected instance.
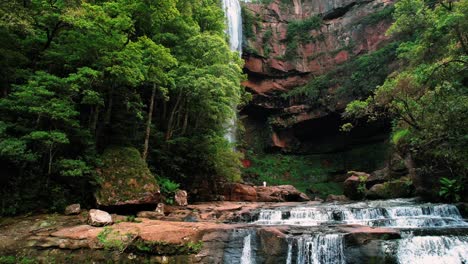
[222,0,243,55]
[221,0,243,144]
[397,236,468,264]
[254,199,467,228]
[240,234,253,264]
[286,234,345,264]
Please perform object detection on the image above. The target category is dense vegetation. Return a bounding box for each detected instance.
[0,0,244,215]
[344,0,468,201]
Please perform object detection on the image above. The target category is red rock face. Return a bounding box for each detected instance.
[242,0,395,150]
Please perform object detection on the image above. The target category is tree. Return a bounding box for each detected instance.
[343,0,468,200]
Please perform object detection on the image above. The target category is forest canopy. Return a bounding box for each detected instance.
[0,0,244,215]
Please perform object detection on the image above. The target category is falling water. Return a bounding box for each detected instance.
[240,234,253,264]
[254,199,467,228]
[221,0,243,144]
[286,234,345,264]
[397,236,468,264]
[222,0,243,55]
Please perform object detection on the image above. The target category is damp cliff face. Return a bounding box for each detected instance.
[241,0,396,152]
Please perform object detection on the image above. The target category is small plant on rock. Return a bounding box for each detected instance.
[439,177,463,202]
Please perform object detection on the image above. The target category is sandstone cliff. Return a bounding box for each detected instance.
[241,0,396,152]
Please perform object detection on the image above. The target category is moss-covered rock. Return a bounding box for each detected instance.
[366,178,413,199]
[95,147,160,207]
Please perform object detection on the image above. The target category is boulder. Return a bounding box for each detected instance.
[343,173,368,200]
[326,194,349,202]
[64,204,81,215]
[388,153,408,176]
[340,225,401,246]
[174,190,188,206]
[137,211,164,220]
[88,209,112,226]
[366,184,387,199]
[367,168,390,187]
[95,147,160,207]
[223,183,257,202]
[366,179,413,200]
[255,185,310,202]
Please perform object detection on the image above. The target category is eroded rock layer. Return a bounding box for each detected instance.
[241,0,395,152]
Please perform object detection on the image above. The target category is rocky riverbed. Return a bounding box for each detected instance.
[3,198,467,264]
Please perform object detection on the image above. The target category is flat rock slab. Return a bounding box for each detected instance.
[338,224,401,245]
[51,225,100,240]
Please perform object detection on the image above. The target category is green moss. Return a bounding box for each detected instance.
[130,240,203,255]
[310,182,344,198]
[391,129,410,145]
[95,146,159,206]
[243,154,330,192]
[284,16,323,60]
[243,141,389,193]
[286,42,399,105]
[356,5,395,26]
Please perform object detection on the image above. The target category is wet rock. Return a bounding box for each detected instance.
[344,173,368,200]
[366,179,413,200]
[366,184,387,199]
[367,168,390,186]
[340,225,401,246]
[223,183,257,202]
[256,185,310,202]
[137,211,164,220]
[326,194,349,202]
[314,197,324,202]
[388,153,408,176]
[174,190,188,206]
[64,204,81,215]
[456,203,468,218]
[95,147,160,207]
[88,209,113,226]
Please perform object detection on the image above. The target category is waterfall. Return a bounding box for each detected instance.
[253,200,467,228]
[240,234,253,264]
[224,229,256,264]
[397,236,468,264]
[287,234,345,264]
[222,0,243,55]
[221,0,243,144]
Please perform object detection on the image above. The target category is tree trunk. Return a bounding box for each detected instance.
[90,105,100,135]
[142,85,156,160]
[166,89,183,141]
[181,107,189,135]
[105,85,114,125]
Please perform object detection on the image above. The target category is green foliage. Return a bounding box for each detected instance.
[357,175,369,195]
[0,256,35,264]
[344,0,468,190]
[309,182,344,198]
[97,227,136,252]
[357,5,395,26]
[0,0,243,215]
[158,177,180,204]
[287,42,399,106]
[131,240,204,255]
[391,129,410,145]
[243,154,329,192]
[284,16,323,59]
[439,177,463,202]
[241,5,258,39]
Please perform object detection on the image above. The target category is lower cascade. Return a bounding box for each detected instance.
[240,234,254,264]
[286,234,345,264]
[226,199,468,263]
[397,236,468,264]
